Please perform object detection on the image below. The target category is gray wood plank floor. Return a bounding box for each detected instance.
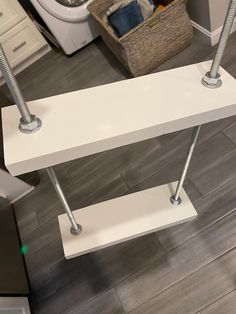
[1,34,236,313]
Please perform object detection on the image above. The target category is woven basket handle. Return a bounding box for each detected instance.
[147,9,167,27]
[147,11,163,27]
[147,0,186,27]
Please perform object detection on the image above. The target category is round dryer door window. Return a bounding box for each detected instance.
[56,0,89,7]
[37,0,91,22]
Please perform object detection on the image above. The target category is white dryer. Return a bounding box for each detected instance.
[30,0,99,55]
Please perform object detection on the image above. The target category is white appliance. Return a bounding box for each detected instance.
[30,0,99,55]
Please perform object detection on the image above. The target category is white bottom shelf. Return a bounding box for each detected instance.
[58,182,197,259]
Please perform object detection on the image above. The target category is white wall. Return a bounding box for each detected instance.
[187,0,211,31]
[187,0,234,45]
[208,0,230,31]
[188,0,230,31]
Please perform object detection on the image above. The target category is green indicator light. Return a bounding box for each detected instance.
[21,244,28,255]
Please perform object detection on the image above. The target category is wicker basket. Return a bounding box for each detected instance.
[88,0,193,77]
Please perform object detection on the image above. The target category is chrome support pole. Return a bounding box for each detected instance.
[46,167,82,235]
[0,43,41,133]
[0,41,80,234]
[170,125,201,205]
[202,0,236,88]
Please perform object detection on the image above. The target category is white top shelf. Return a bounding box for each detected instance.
[2,61,236,176]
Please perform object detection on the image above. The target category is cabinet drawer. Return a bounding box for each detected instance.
[0,0,26,36]
[0,18,46,68]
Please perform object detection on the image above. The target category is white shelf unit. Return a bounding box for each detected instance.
[2,60,236,257]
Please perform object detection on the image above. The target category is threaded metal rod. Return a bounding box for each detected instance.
[0,43,41,132]
[210,0,236,78]
[46,167,82,235]
[202,0,236,88]
[0,43,32,123]
[170,125,201,205]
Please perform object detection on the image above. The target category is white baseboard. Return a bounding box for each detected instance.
[191,18,236,46]
[191,20,212,44]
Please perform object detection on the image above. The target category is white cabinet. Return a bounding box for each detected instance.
[0,297,31,314]
[0,0,26,36]
[1,18,48,68]
[0,0,50,83]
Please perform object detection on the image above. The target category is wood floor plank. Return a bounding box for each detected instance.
[30,235,163,310]
[128,249,236,314]
[25,231,163,305]
[123,125,235,192]
[200,290,236,314]
[121,118,236,192]
[67,173,130,210]
[67,137,161,183]
[68,289,125,314]
[50,234,164,291]
[223,121,236,144]
[29,268,56,303]
[116,210,236,312]
[31,277,87,314]
[199,115,236,143]
[191,149,236,195]
[121,129,192,188]
[157,176,236,250]
[85,235,164,285]
[188,132,235,177]
[127,169,202,204]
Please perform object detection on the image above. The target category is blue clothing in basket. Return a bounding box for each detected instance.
[108,0,144,37]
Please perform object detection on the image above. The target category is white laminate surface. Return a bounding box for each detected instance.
[0,169,33,203]
[58,182,198,259]
[2,61,236,175]
[0,297,31,314]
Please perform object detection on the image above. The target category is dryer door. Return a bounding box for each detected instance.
[56,0,88,7]
[37,0,90,22]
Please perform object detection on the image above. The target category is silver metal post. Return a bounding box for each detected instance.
[0,43,41,133]
[170,125,201,205]
[46,167,82,235]
[202,0,236,88]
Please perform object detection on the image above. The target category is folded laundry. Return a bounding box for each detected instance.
[108,0,155,19]
[106,0,155,37]
[138,0,155,20]
[108,0,144,37]
[107,0,133,15]
[108,0,155,20]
